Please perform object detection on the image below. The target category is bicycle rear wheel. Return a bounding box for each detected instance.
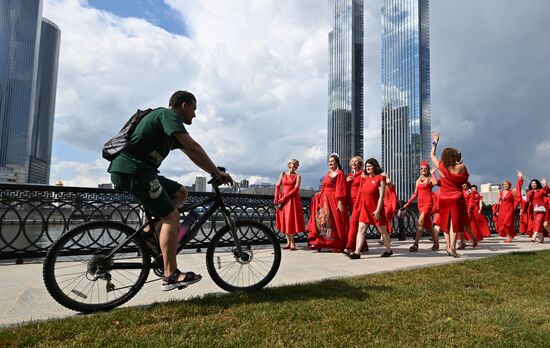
[206,220,281,292]
[42,221,150,313]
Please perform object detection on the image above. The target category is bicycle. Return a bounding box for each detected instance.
[42,169,281,313]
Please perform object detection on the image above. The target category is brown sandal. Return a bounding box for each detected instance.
[409,243,419,252]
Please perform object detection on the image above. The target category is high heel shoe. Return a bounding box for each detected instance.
[472,240,478,248]
[457,242,467,250]
[450,250,460,258]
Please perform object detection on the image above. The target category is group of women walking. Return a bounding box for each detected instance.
[273,132,550,259]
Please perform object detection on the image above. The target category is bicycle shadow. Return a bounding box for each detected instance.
[144,278,389,310]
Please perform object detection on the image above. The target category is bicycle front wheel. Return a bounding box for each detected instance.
[42,221,150,313]
[206,220,281,292]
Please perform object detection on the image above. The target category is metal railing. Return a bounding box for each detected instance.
[0,183,504,261]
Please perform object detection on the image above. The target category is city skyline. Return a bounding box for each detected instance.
[327,0,364,170]
[36,0,550,189]
[381,0,431,199]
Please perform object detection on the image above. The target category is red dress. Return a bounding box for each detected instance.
[274,173,304,235]
[527,185,550,235]
[384,184,397,233]
[405,178,434,229]
[496,185,517,238]
[355,174,388,228]
[467,192,491,240]
[516,178,530,234]
[307,170,348,250]
[346,170,364,250]
[432,190,441,226]
[438,162,470,233]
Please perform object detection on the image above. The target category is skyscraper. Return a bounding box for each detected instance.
[0,0,60,184]
[328,0,364,170]
[381,0,431,199]
[29,18,61,184]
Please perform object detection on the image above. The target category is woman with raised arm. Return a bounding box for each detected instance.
[403,160,439,252]
[526,177,550,243]
[495,172,522,242]
[429,132,470,258]
[307,153,348,251]
[274,159,304,251]
[349,158,392,259]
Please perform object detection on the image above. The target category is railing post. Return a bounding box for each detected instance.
[397,215,406,241]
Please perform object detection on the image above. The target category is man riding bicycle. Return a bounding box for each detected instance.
[108,90,233,291]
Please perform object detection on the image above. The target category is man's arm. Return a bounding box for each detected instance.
[174,132,232,184]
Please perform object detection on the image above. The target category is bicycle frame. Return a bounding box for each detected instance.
[105,183,245,265]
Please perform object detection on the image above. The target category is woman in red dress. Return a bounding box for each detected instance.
[344,156,365,255]
[307,154,348,251]
[459,182,479,249]
[349,158,392,258]
[274,159,304,250]
[468,185,491,239]
[496,172,522,242]
[516,175,530,234]
[526,177,550,243]
[430,132,470,258]
[432,189,442,244]
[403,160,439,252]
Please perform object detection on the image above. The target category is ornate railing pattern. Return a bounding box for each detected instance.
[0,184,506,261]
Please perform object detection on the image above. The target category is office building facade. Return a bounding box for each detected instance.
[328,0,364,170]
[381,0,431,199]
[0,0,60,184]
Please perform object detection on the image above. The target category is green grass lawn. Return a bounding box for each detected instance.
[1,251,549,347]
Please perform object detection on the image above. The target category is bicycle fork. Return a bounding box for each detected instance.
[221,209,249,262]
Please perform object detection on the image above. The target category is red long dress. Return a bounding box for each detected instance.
[516,178,530,234]
[468,192,491,239]
[346,170,364,251]
[384,184,397,233]
[355,174,388,228]
[405,179,434,229]
[274,173,304,235]
[491,203,500,233]
[307,170,348,250]
[527,185,550,236]
[496,183,518,238]
[432,190,441,226]
[438,162,470,233]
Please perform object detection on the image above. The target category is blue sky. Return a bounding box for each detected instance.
[87,0,188,36]
[43,0,550,192]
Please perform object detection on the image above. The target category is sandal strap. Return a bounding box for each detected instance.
[163,269,182,284]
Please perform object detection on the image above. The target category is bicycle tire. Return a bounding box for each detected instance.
[206,220,281,292]
[42,221,150,313]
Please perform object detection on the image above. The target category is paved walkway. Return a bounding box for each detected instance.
[1,235,549,327]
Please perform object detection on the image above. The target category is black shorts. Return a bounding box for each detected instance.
[110,172,182,218]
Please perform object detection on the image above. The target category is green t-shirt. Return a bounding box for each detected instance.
[108,107,188,174]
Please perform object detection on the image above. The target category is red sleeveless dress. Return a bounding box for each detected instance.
[346,170,364,250]
[274,173,304,235]
[465,192,491,240]
[438,162,469,233]
[527,185,550,235]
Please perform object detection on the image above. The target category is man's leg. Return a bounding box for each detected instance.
[159,208,181,277]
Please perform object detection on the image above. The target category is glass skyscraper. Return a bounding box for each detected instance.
[381,0,431,199]
[0,0,60,184]
[29,18,61,184]
[328,0,364,170]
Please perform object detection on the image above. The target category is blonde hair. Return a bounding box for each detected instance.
[349,156,363,168]
[288,159,300,166]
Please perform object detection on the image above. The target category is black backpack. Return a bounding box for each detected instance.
[102,108,154,161]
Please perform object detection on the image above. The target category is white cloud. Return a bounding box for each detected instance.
[44,0,336,187]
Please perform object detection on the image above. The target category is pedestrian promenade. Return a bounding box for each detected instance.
[1,235,548,327]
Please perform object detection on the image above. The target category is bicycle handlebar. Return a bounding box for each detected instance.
[207,167,227,186]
